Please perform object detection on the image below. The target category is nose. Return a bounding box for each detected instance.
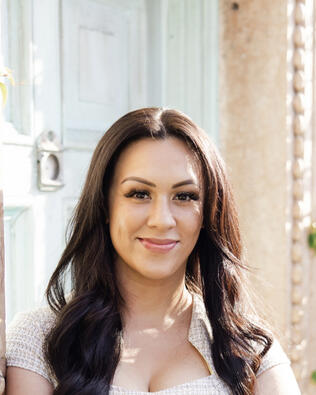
[147,196,176,229]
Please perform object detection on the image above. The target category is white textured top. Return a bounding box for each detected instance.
[6,294,290,394]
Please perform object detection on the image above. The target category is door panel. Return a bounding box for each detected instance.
[4,206,33,322]
[2,0,218,324]
[62,0,146,148]
[2,0,147,323]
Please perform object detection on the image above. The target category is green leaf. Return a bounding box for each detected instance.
[308,233,316,251]
[312,370,316,383]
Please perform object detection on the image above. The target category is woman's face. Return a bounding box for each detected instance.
[108,137,204,282]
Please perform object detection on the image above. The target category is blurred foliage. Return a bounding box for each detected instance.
[308,224,316,253]
[0,67,15,106]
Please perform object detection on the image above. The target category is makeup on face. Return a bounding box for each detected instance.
[108,137,203,281]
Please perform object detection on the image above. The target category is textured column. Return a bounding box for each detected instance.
[218,0,290,333]
[289,0,314,392]
[218,1,314,393]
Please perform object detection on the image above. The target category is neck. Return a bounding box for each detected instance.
[116,263,192,329]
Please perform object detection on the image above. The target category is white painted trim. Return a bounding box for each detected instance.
[146,0,218,141]
[5,0,35,138]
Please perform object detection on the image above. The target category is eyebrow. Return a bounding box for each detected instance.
[121,176,198,188]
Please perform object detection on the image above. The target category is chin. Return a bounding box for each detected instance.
[137,265,184,282]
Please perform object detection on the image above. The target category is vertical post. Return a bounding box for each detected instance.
[0,1,6,389]
[0,189,5,394]
[218,0,314,391]
[218,0,290,333]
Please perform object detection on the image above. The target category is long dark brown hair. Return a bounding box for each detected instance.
[45,107,272,394]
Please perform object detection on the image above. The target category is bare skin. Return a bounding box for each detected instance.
[112,274,211,391]
[255,365,301,394]
[6,367,54,395]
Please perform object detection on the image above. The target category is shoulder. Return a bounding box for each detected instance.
[190,293,297,389]
[255,342,300,394]
[6,305,57,384]
[254,338,301,394]
[8,304,56,329]
[257,338,290,376]
[6,305,56,349]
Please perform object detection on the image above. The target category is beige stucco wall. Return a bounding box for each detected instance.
[218,0,290,336]
[218,1,316,393]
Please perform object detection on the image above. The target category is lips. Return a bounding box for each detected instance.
[138,238,178,253]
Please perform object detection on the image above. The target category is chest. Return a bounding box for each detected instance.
[112,331,211,392]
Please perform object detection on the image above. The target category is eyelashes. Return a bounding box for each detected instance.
[124,189,200,202]
[124,189,150,200]
[175,192,200,201]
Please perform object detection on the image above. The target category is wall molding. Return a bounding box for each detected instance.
[4,0,34,137]
[288,0,314,388]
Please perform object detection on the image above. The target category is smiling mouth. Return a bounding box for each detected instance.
[137,238,178,253]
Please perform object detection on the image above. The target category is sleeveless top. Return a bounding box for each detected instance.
[6,293,290,394]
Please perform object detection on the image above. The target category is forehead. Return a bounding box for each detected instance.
[113,137,201,182]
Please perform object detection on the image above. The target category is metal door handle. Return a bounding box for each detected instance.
[36,131,64,192]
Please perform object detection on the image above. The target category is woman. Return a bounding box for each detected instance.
[6,108,300,394]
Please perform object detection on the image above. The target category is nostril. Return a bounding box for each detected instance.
[147,204,176,228]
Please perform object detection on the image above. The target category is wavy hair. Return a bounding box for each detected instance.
[45,107,272,395]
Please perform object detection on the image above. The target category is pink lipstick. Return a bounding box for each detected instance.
[138,238,178,253]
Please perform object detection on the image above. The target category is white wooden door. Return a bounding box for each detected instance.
[1,0,218,323]
[1,0,146,322]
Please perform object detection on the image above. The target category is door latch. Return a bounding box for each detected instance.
[37,131,64,192]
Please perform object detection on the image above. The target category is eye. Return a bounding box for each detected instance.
[124,189,151,200]
[175,192,199,201]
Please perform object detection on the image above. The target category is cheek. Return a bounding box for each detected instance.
[109,202,147,240]
[176,204,203,233]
